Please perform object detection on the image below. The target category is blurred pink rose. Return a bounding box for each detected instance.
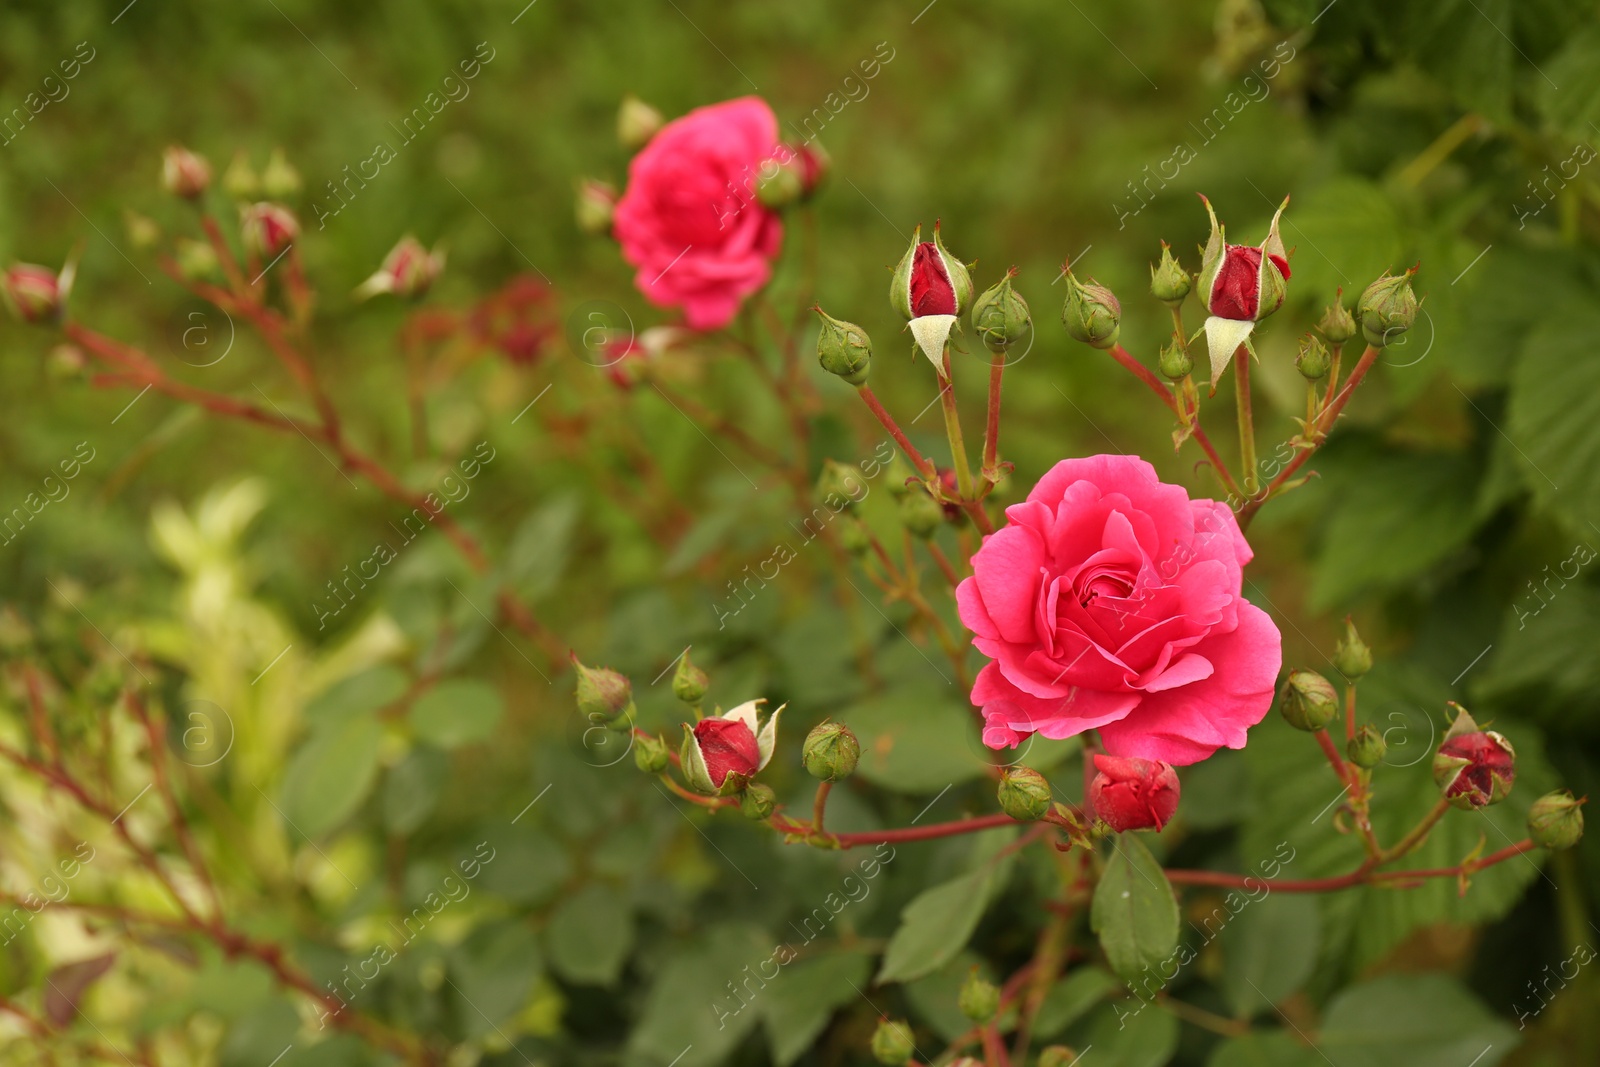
[956,455,1281,765]
[613,96,783,330]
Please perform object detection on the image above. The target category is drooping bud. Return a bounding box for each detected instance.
[261,148,302,199]
[175,237,221,281]
[1196,194,1291,388]
[3,262,71,325]
[162,146,212,200]
[681,699,783,796]
[971,270,1032,353]
[741,782,777,820]
[1295,333,1331,381]
[222,150,260,200]
[1278,669,1339,732]
[1149,242,1191,306]
[1347,724,1386,769]
[1061,272,1121,350]
[354,236,444,301]
[617,94,663,150]
[1358,266,1420,347]
[633,732,669,774]
[671,651,709,705]
[898,485,945,539]
[1528,791,1584,850]
[1432,703,1515,809]
[575,178,617,236]
[997,766,1051,821]
[1333,617,1372,680]
[571,655,636,722]
[890,223,972,370]
[1158,339,1192,382]
[1089,754,1180,832]
[816,459,867,512]
[813,308,872,385]
[239,203,299,260]
[1038,1048,1081,1067]
[958,968,1000,1022]
[803,720,859,781]
[870,1019,916,1065]
[1316,290,1357,345]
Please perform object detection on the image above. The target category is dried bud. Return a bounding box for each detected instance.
[741,782,777,820]
[1358,267,1420,348]
[803,720,859,781]
[575,178,617,236]
[633,732,669,774]
[1296,334,1331,381]
[1196,194,1291,388]
[1089,754,1180,832]
[1149,242,1191,305]
[971,270,1032,353]
[617,94,664,150]
[571,656,635,722]
[672,651,709,705]
[681,700,783,796]
[1316,290,1357,345]
[890,222,972,370]
[1158,339,1192,382]
[870,1019,916,1065]
[261,148,302,199]
[1061,272,1121,350]
[1333,617,1372,680]
[239,203,299,260]
[355,236,444,301]
[958,968,1000,1022]
[175,237,221,281]
[898,485,945,539]
[813,308,872,385]
[1279,669,1339,732]
[816,459,867,512]
[222,150,260,200]
[1347,724,1386,770]
[997,765,1051,821]
[1432,703,1515,809]
[1528,791,1584,850]
[162,145,212,200]
[3,262,71,325]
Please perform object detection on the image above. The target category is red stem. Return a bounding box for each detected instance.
[1107,345,1241,500]
[856,384,937,480]
[1165,838,1539,893]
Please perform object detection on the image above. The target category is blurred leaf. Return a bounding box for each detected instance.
[446,919,542,1041]
[1507,312,1600,531]
[761,950,872,1066]
[848,689,989,795]
[877,829,1018,984]
[410,678,503,749]
[1031,965,1119,1040]
[383,744,447,835]
[1177,748,1255,831]
[1079,998,1180,1067]
[281,714,383,837]
[904,951,1002,1042]
[545,883,633,987]
[1477,584,1600,737]
[1536,25,1600,140]
[1091,835,1179,984]
[505,493,580,601]
[304,664,408,725]
[1285,179,1403,309]
[1221,892,1320,1018]
[627,924,771,1067]
[1206,1031,1322,1067]
[43,953,116,1026]
[477,825,573,907]
[1320,974,1517,1067]
[1406,0,1516,120]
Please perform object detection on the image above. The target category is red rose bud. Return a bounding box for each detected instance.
[681,699,783,795]
[575,178,618,236]
[162,145,212,200]
[890,223,972,371]
[355,236,445,301]
[1196,194,1291,388]
[1432,703,1515,809]
[3,262,72,325]
[1089,754,1180,832]
[240,203,299,260]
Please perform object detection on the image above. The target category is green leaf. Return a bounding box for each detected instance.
[544,883,633,987]
[304,665,408,725]
[1320,974,1518,1067]
[280,714,383,838]
[627,924,772,1067]
[1478,585,1600,738]
[1220,892,1320,1018]
[476,826,573,907]
[1536,25,1600,140]
[1091,834,1180,984]
[904,952,1003,1043]
[1080,999,1180,1067]
[848,688,990,795]
[446,919,542,1041]
[876,829,1018,984]
[382,744,446,835]
[1206,1031,1323,1067]
[1031,965,1119,1040]
[1507,311,1600,531]
[1406,0,1516,120]
[760,951,872,1066]
[504,493,580,601]
[1283,179,1402,312]
[409,678,503,749]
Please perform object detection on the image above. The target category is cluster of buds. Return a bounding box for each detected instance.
[1089,754,1180,832]
[1431,703,1515,809]
[354,236,445,301]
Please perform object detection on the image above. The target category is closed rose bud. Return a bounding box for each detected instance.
[1196,194,1291,388]
[1296,333,1331,381]
[803,720,859,781]
[672,651,709,705]
[885,454,917,499]
[959,968,1000,1022]
[1279,669,1339,732]
[175,237,221,281]
[1038,1048,1080,1067]
[997,765,1051,821]
[898,485,945,539]
[261,148,302,199]
[1347,724,1386,769]
[46,344,86,380]
[617,94,664,150]
[1433,703,1514,809]
[1334,617,1372,680]
[891,223,972,370]
[870,1019,916,1065]
[839,517,872,556]
[3,263,69,325]
[575,178,618,236]
[162,145,212,200]
[633,732,669,774]
[755,157,804,209]
[572,655,636,722]
[816,459,866,512]
[971,270,1032,353]
[1528,790,1584,850]
[124,210,161,250]
[1358,266,1420,347]
[222,150,260,200]
[787,141,829,199]
[682,699,783,796]
[1158,339,1192,382]
[1090,754,1180,832]
[741,781,777,820]
[355,235,444,301]
[814,308,872,385]
[240,203,299,260]
[1316,290,1357,345]
[1149,242,1191,305]
[1061,271,1121,350]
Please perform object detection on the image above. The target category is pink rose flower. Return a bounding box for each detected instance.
[956,455,1282,765]
[613,97,784,331]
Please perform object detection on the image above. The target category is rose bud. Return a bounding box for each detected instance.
[571,655,636,722]
[1358,266,1420,348]
[633,732,669,774]
[1334,617,1372,680]
[890,222,973,371]
[355,236,445,301]
[958,967,1000,1022]
[1432,703,1515,809]
[1038,1049,1082,1067]
[1316,290,1357,345]
[1528,790,1584,850]
[1060,271,1121,350]
[997,765,1052,821]
[575,178,618,236]
[803,720,859,781]
[1149,241,1192,306]
[1158,338,1192,382]
[175,237,221,281]
[971,269,1032,353]
[162,145,212,200]
[814,307,872,386]
[787,141,829,199]
[816,459,866,513]
[1296,333,1331,381]
[1278,668,1338,732]
[1196,194,1291,389]
[740,781,777,820]
[1347,724,1386,770]
[672,651,710,706]
[222,150,261,200]
[681,699,783,796]
[755,156,804,209]
[1090,754,1180,832]
[871,1019,916,1066]
[239,202,299,260]
[617,93,664,150]
[3,261,73,325]
[898,484,945,539]
[261,147,302,199]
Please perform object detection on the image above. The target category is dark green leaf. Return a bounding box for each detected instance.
[544,883,633,987]
[1320,974,1517,1067]
[1091,834,1180,984]
[1221,893,1320,1018]
[409,678,503,749]
[761,951,872,1066]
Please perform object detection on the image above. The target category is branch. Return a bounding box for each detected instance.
[1165,838,1539,893]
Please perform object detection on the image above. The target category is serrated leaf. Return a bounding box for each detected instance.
[877,830,1017,983]
[544,883,633,987]
[1320,974,1517,1067]
[1507,312,1600,531]
[409,678,503,749]
[1091,834,1180,984]
[280,714,383,838]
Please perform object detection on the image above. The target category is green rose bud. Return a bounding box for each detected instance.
[1316,290,1357,345]
[756,158,804,209]
[958,967,1000,1022]
[816,459,867,512]
[839,517,872,557]
[1279,669,1339,732]
[898,486,945,539]
[1296,333,1331,381]
[813,308,872,386]
[1149,242,1191,306]
[222,150,260,201]
[884,454,918,498]
[1528,790,1584,850]
[1061,273,1121,350]
[971,270,1032,353]
[572,655,636,722]
[1346,724,1386,769]
[575,178,617,236]
[633,732,669,774]
[997,766,1052,821]
[870,1019,916,1065]
[1158,339,1193,382]
[1358,266,1420,348]
[175,237,221,281]
[803,721,860,781]
[617,94,663,150]
[261,147,302,200]
[741,782,777,820]
[1333,617,1372,680]
[1038,1048,1081,1067]
[672,652,709,706]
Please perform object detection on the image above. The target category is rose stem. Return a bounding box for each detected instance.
[1323,340,1345,410]
[1345,680,1358,744]
[855,384,937,480]
[1108,343,1242,501]
[1165,837,1537,893]
[811,781,833,835]
[926,541,963,588]
[938,348,976,500]
[1235,343,1259,496]
[1380,796,1453,863]
[1314,728,1349,786]
[983,346,1005,480]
